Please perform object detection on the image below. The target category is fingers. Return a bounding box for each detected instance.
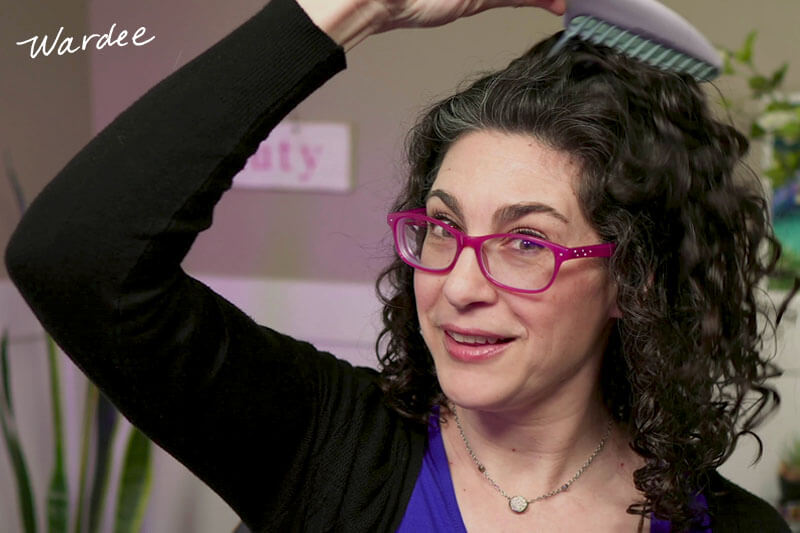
[516,0,566,15]
[301,0,565,50]
[481,0,565,16]
[542,0,566,15]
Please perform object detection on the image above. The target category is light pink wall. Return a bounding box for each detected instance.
[0,0,92,278]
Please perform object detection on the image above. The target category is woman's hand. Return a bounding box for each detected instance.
[297,0,564,50]
[375,0,565,30]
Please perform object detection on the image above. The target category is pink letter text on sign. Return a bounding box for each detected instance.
[234,121,352,192]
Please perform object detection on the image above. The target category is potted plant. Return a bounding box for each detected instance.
[719,32,800,288]
[1,154,154,533]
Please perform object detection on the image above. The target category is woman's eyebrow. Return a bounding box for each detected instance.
[494,203,569,226]
[424,190,463,220]
[424,190,569,225]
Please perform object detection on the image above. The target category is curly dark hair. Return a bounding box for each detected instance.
[375,33,790,531]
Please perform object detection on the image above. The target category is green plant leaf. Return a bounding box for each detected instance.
[47,335,69,533]
[0,330,38,533]
[748,74,770,94]
[48,469,69,533]
[73,383,99,533]
[787,148,800,165]
[721,49,736,75]
[114,428,153,533]
[766,165,790,187]
[2,152,27,214]
[1,330,11,409]
[777,121,800,141]
[770,63,789,89]
[750,122,766,139]
[735,30,757,64]
[769,251,800,290]
[88,392,119,533]
[766,100,796,112]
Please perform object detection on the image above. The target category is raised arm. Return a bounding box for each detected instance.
[5,0,351,526]
[5,0,562,529]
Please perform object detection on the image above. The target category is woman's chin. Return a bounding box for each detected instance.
[439,378,517,413]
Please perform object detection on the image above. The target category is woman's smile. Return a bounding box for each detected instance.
[442,326,516,361]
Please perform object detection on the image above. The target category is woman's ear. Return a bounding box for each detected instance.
[608,282,622,319]
[609,300,622,319]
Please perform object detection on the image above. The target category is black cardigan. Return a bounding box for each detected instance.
[4,0,790,531]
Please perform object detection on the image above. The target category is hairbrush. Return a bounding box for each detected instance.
[549,0,721,81]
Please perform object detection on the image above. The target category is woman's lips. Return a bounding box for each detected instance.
[443,329,512,361]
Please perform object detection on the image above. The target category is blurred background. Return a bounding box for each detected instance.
[1,0,799,531]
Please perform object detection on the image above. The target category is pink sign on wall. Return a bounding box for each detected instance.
[233,121,353,192]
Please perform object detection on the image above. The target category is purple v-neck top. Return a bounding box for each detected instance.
[397,413,712,532]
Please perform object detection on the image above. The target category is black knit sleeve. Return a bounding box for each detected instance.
[4,0,360,528]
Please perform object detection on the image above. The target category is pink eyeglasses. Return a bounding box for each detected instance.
[387,208,615,293]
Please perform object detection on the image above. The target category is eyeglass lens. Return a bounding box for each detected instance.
[398,217,556,291]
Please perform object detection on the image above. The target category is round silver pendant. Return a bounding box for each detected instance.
[509,495,528,513]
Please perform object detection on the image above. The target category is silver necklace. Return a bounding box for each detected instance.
[452,406,613,514]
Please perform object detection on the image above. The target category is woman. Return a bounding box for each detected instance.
[4,0,791,531]
[378,25,790,532]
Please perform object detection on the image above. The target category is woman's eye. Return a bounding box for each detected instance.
[428,213,460,231]
[512,237,545,251]
[504,230,548,253]
[431,213,455,225]
[427,221,455,238]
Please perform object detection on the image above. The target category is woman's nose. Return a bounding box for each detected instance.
[441,245,498,309]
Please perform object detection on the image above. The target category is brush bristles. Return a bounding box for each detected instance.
[557,15,719,81]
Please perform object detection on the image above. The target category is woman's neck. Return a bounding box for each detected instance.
[441,392,618,494]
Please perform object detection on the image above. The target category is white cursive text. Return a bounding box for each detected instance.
[16,24,155,59]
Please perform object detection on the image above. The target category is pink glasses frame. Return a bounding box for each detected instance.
[387,208,616,294]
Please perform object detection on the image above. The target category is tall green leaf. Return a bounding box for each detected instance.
[72,383,99,533]
[2,157,39,533]
[46,335,69,532]
[2,151,27,213]
[113,428,153,533]
[0,330,38,533]
[1,330,10,408]
[88,393,118,533]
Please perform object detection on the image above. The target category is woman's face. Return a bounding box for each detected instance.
[415,129,620,415]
